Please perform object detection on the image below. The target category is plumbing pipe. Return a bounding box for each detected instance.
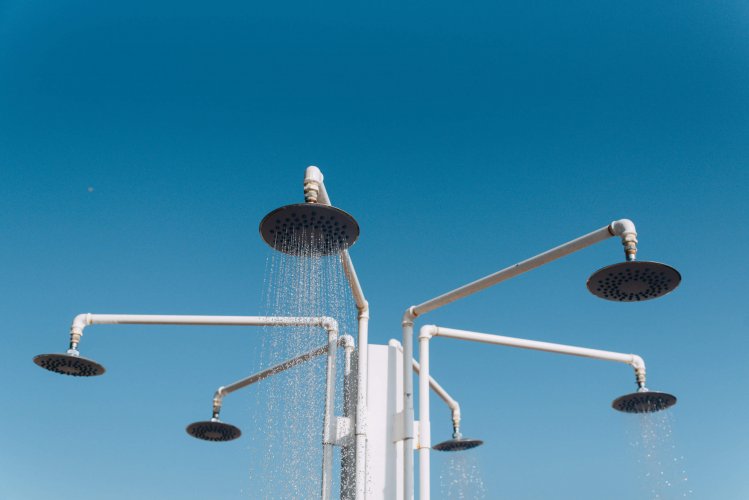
[68,314,337,351]
[211,334,354,415]
[417,330,431,500]
[303,167,370,500]
[341,335,356,499]
[401,309,416,500]
[415,324,648,500]
[212,343,332,417]
[66,313,339,499]
[388,339,462,438]
[401,219,639,498]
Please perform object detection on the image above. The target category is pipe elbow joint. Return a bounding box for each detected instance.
[610,219,638,261]
[419,325,436,340]
[339,334,355,349]
[402,306,417,326]
[320,316,339,335]
[630,355,647,387]
[610,219,637,238]
[357,300,370,318]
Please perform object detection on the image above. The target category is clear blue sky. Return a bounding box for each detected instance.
[2,0,748,498]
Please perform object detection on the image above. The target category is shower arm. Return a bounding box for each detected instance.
[66,313,340,500]
[211,335,356,419]
[401,218,639,500]
[304,165,370,500]
[415,324,647,500]
[388,339,462,436]
[67,313,338,352]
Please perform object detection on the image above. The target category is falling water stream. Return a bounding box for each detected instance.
[438,451,486,499]
[247,233,357,499]
[628,412,692,499]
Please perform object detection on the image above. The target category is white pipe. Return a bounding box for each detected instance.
[212,343,331,415]
[341,335,356,499]
[416,324,648,498]
[402,219,639,498]
[321,320,338,500]
[211,335,355,415]
[304,168,370,500]
[417,332,431,500]
[388,339,461,433]
[66,313,340,498]
[401,308,416,500]
[68,314,337,350]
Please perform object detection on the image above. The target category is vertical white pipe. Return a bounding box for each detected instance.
[321,327,338,500]
[417,332,431,500]
[341,337,356,499]
[402,310,416,500]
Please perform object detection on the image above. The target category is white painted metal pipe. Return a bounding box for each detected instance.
[402,219,639,498]
[417,332,431,500]
[402,309,416,500]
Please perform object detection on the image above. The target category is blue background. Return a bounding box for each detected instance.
[1,0,747,498]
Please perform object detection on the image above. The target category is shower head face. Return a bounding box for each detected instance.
[612,391,677,413]
[186,420,242,442]
[259,203,359,256]
[587,261,681,302]
[33,353,106,377]
[432,437,484,452]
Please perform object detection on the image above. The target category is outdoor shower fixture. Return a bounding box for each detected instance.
[34,166,685,500]
[188,335,356,443]
[401,218,681,499]
[33,313,343,500]
[388,339,483,454]
[260,166,371,500]
[259,167,360,256]
[413,324,677,500]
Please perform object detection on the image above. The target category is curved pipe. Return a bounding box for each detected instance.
[388,339,462,438]
[416,324,649,500]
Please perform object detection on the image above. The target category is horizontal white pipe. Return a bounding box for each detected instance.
[69,314,337,349]
[421,325,646,375]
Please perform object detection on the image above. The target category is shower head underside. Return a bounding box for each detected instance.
[259,203,359,256]
[587,261,681,302]
[612,391,677,413]
[33,353,105,377]
[186,420,242,442]
[432,437,484,452]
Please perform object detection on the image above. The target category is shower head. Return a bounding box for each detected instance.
[612,389,677,414]
[186,419,242,442]
[259,203,359,256]
[587,261,681,302]
[432,437,484,452]
[33,352,105,377]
